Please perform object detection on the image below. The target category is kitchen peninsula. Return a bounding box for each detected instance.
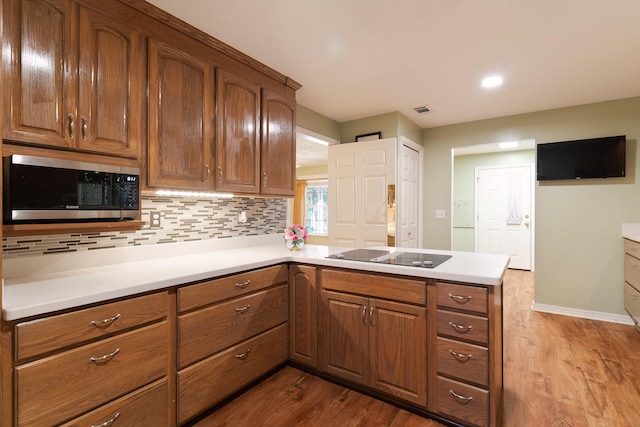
[2,235,508,427]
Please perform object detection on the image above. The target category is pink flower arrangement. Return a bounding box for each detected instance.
[284,224,308,249]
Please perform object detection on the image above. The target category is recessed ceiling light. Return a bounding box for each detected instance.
[481,75,503,88]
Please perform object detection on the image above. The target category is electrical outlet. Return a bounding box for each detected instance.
[149,211,161,228]
[435,209,446,219]
[238,211,247,223]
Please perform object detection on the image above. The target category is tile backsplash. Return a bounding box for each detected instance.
[2,195,287,259]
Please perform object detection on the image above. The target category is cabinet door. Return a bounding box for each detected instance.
[370,298,427,406]
[76,6,143,158]
[3,0,76,148]
[148,38,214,190]
[261,88,296,196]
[289,265,317,368]
[320,290,369,385]
[215,69,261,193]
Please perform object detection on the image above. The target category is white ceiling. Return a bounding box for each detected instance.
[147,0,640,130]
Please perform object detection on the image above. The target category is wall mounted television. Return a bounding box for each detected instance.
[536,135,626,181]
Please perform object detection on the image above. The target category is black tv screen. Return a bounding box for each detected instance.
[536,135,626,181]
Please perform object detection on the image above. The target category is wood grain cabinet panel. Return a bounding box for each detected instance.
[436,309,489,345]
[75,6,144,157]
[147,37,214,190]
[60,379,169,427]
[15,321,167,426]
[436,337,489,387]
[3,0,143,158]
[321,281,427,406]
[436,282,488,314]
[178,265,288,313]
[178,323,288,425]
[15,291,167,360]
[178,285,288,368]
[260,88,296,196]
[289,264,318,368]
[436,376,489,427]
[215,69,261,193]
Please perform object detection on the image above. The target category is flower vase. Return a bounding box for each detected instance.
[286,239,304,251]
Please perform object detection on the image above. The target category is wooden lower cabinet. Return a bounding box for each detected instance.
[289,265,318,368]
[436,376,489,427]
[60,379,169,427]
[320,283,427,406]
[177,323,288,424]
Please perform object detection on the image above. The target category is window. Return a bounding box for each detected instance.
[304,181,328,235]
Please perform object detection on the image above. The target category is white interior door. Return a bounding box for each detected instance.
[328,138,396,248]
[399,141,421,248]
[476,164,533,270]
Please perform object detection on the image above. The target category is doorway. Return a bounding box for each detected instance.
[451,139,535,270]
[476,165,533,270]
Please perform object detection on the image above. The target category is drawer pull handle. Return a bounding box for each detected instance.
[235,304,252,314]
[362,306,368,325]
[369,307,375,326]
[448,321,474,332]
[449,348,474,361]
[89,348,120,364]
[448,293,472,303]
[91,412,120,427]
[235,280,251,289]
[89,313,121,328]
[235,349,251,360]
[449,389,474,402]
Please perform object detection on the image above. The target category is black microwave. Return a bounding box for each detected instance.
[3,155,140,224]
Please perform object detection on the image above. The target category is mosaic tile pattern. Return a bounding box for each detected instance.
[2,195,287,259]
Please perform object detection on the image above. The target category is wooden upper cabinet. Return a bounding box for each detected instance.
[147,38,214,190]
[2,0,143,158]
[76,6,144,157]
[215,69,261,193]
[3,0,75,148]
[261,89,296,196]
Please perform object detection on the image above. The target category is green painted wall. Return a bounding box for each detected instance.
[423,96,640,316]
[296,105,341,141]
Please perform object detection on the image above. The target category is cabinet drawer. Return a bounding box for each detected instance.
[60,379,168,427]
[178,284,288,367]
[437,309,488,345]
[437,337,488,386]
[624,282,640,329]
[624,238,640,259]
[15,291,167,360]
[16,321,168,427]
[321,268,426,306]
[437,376,489,427]
[178,265,288,312]
[437,282,488,314]
[178,323,288,424]
[624,254,640,289]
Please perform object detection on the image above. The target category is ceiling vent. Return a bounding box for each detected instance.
[413,105,432,114]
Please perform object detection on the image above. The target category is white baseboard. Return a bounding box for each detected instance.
[531,302,635,325]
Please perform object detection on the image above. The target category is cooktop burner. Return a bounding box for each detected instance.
[326,249,451,268]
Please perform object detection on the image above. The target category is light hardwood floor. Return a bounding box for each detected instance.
[191,270,640,427]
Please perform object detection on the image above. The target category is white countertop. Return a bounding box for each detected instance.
[2,235,509,321]
[622,223,640,243]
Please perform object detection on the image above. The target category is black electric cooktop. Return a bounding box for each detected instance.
[326,249,451,269]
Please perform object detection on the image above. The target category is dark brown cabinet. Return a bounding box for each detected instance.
[320,269,428,406]
[3,0,144,158]
[215,69,261,193]
[289,265,318,368]
[261,88,296,196]
[147,37,215,190]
